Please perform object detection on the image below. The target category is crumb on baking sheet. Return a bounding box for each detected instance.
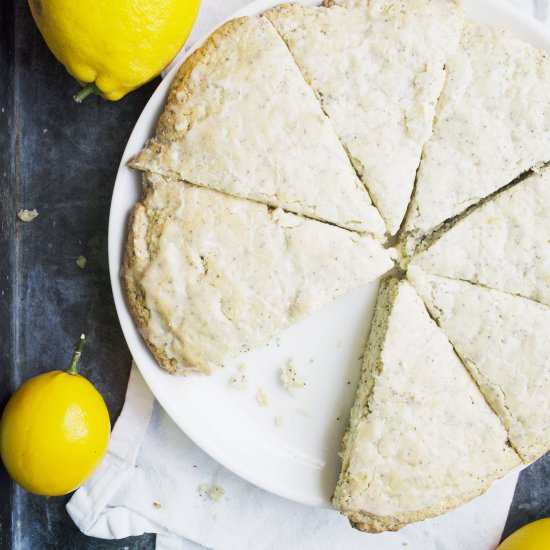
[274,415,284,427]
[228,363,248,389]
[76,255,87,269]
[153,501,161,509]
[17,208,38,222]
[199,483,225,502]
[279,359,305,392]
[256,388,269,406]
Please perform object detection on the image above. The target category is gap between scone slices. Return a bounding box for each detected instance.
[408,266,550,463]
[122,173,395,375]
[265,0,463,236]
[333,278,520,533]
[409,164,550,307]
[403,18,550,244]
[129,15,386,237]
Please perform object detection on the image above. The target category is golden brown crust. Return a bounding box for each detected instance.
[128,17,254,171]
[337,485,497,533]
[122,204,150,329]
[121,176,191,375]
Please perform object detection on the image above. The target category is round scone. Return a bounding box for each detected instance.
[119,0,550,534]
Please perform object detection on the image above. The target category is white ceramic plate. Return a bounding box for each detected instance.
[109,0,550,507]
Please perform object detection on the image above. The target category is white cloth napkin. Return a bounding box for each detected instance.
[67,1,548,548]
[68,366,521,550]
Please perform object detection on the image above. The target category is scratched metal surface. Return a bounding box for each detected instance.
[0,0,156,548]
[0,0,548,549]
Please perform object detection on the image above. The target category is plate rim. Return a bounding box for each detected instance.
[108,0,550,508]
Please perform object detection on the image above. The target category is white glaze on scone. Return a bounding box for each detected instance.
[409,267,550,463]
[130,16,385,236]
[333,279,519,532]
[266,0,462,235]
[405,20,550,238]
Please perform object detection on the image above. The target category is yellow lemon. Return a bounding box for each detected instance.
[0,335,110,495]
[28,0,201,101]
[498,518,550,550]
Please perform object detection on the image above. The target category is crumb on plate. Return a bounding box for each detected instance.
[199,483,225,502]
[228,363,248,389]
[256,388,269,406]
[279,359,306,392]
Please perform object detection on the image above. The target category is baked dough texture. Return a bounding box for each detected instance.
[410,166,550,306]
[129,16,385,236]
[266,0,462,235]
[409,267,550,463]
[405,20,550,238]
[123,174,394,374]
[333,278,520,532]
[122,2,550,533]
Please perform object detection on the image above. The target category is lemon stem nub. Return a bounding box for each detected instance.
[67,334,87,375]
[73,84,101,103]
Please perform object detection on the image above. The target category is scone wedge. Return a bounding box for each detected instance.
[409,267,550,463]
[333,278,520,532]
[129,16,385,236]
[410,165,550,306]
[266,0,463,235]
[404,20,550,240]
[123,174,394,375]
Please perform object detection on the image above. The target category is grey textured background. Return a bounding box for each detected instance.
[0,0,548,548]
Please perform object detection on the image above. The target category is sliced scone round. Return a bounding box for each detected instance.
[123,173,394,375]
[408,267,550,463]
[129,16,385,237]
[333,278,520,532]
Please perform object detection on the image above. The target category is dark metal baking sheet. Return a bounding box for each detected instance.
[0,0,548,548]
